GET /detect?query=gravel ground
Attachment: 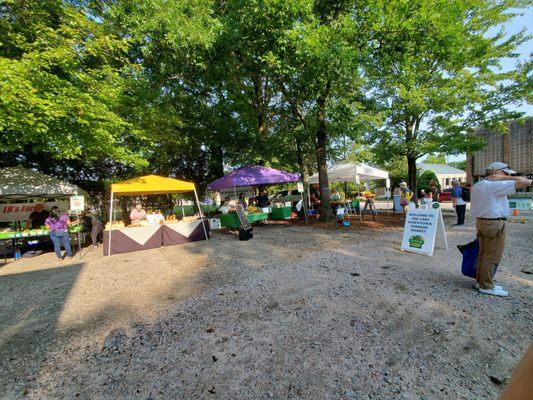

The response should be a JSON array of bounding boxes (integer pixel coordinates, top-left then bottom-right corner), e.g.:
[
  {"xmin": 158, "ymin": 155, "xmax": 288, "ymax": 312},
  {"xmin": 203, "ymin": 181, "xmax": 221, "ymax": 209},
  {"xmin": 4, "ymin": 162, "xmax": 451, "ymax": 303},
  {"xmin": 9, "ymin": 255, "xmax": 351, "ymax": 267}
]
[{"xmin": 0, "ymin": 212, "xmax": 531, "ymax": 399}]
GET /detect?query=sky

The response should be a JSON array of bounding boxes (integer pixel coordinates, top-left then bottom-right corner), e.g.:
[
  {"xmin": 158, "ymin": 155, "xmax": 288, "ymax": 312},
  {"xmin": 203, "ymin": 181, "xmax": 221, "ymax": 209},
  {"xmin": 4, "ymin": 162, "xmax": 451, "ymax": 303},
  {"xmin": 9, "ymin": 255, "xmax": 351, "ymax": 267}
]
[{"xmin": 446, "ymin": 6, "xmax": 532, "ymax": 163}]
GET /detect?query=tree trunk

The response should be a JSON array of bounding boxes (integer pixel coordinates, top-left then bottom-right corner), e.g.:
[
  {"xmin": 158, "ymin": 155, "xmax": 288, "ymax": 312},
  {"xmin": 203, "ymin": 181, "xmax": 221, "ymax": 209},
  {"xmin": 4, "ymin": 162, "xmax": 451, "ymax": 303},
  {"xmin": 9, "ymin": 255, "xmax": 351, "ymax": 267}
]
[
  {"xmin": 296, "ymin": 135, "xmax": 309, "ymax": 210},
  {"xmin": 316, "ymin": 82, "xmax": 331, "ymax": 221},
  {"xmin": 253, "ymin": 76, "xmax": 267, "ymax": 135},
  {"xmin": 407, "ymin": 154, "xmax": 418, "ymax": 202}
]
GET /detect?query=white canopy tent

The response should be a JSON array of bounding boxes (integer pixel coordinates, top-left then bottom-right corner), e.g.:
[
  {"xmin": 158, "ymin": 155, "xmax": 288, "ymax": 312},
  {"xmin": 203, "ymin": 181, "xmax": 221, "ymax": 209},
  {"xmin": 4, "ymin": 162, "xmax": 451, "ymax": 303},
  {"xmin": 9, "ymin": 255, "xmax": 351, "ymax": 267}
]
[
  {"xmin": 0, "ymin": 166, "xmax": 85, "ymax": 201},
  {"xmin": 308, "ymin": 162, "xmax": 391, "ymax": 217},
  {"xmin": 308, "ymin": 162, "xmax": 389, "ymax": 184}
]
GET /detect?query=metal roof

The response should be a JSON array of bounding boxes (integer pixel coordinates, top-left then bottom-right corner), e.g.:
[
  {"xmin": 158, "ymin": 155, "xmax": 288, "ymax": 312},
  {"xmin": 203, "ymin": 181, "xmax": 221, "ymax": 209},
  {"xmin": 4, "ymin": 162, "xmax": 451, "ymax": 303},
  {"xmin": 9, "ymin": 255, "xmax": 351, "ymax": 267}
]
[{"xmin": 417, "ymin": 163, "xmax": 466, "ymax": 175}]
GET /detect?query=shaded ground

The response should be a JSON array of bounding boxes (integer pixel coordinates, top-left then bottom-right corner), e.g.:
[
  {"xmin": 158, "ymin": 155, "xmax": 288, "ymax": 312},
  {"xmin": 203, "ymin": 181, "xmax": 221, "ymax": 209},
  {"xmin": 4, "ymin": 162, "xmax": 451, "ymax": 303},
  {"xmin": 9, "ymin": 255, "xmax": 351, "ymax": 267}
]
[{"xmin": 0, "ymin": 213, "xmax": 531, "ymax": 399}]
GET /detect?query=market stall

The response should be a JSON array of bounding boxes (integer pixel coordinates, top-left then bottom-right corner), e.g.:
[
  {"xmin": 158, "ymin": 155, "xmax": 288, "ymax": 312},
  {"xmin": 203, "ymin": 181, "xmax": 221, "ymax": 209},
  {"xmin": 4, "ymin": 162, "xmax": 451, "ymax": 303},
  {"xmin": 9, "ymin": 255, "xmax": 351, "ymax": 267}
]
[
  {"xmin": 207, "ymin": 165, "xmax": 301, "ymax": 229},
  {"xmin": 0, "ymin": 166, "xmax": 86, "ymax": 258},
  {"xmin": 308, "ymin": 162, "xmax": 389, "ymax": 219},
  {"xmin": 104, "ymin": 175, "xmax": 208, "ymax": 256}
]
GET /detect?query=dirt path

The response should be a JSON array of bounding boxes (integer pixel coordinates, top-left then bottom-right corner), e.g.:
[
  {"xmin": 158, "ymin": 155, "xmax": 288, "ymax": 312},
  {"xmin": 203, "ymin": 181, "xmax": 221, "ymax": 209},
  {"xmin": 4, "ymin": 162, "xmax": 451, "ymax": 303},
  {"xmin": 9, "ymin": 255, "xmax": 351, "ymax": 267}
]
[{"xmin": 0, "ymin": 214, "xmax": 531, "ymax": 399}]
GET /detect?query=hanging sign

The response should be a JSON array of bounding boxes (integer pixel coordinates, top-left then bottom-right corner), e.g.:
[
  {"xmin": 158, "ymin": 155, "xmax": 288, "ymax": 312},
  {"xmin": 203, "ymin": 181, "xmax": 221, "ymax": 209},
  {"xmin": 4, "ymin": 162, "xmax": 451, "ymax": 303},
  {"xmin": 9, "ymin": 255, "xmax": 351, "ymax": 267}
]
[
  {"xmin": 70, "ymin": 195, "xmax": 85, "ymax": 212},
  {"xmin": 0, "ymin": 201, "xmax": 67, "ymax": 222},
  {"xmin": 400, "ymin": 204, "xmax": 448, "ymax": 257},
  {"xmin": 297, "ymin": 182, "xmax": 304, "ymax": 193}
]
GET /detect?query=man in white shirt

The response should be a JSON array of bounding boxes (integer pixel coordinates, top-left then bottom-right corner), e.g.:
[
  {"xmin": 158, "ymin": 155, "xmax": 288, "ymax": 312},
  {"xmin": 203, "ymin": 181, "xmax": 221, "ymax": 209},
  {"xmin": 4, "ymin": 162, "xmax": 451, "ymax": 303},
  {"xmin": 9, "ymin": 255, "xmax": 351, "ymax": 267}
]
[{"xmin": 470, "ymin": 162, "xmax": 532, "ymax": 297}]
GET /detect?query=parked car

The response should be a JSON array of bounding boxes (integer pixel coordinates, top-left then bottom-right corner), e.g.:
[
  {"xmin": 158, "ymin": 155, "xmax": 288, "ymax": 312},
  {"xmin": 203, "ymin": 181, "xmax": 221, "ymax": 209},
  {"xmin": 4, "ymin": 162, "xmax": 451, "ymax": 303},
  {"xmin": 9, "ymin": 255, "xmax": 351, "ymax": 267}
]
[
  {"xmin": 270, "ymin": 189, "xmax": 302, "ymax": 207},
  {"xmin": 438, "ymin": 188, "xmax": 454, "ymax": 202}
]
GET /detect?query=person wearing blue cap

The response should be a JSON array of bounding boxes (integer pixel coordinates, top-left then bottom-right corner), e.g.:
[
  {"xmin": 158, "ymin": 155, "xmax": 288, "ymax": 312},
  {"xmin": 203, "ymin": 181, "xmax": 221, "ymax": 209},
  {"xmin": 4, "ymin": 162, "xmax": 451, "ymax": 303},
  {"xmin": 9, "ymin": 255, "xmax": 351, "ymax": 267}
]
[{"xmin": 470, "ymin": 162, "xmax": 532, "ymax": 297}]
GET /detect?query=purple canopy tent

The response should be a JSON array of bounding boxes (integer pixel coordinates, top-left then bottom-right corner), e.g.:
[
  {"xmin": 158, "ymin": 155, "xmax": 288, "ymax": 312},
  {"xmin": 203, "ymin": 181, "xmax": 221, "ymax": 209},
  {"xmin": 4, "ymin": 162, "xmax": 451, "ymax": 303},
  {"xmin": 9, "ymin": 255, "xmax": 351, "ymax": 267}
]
[{"xmin": 207, "ymin": 166, "xmax": 300, "ymax": 191}]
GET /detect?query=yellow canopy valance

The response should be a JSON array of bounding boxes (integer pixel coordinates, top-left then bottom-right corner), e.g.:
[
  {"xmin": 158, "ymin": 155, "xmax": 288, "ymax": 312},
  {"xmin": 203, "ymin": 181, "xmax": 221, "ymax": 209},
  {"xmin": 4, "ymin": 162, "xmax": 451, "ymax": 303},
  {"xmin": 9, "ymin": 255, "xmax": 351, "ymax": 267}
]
[{"xmin": 111, "ymin": 175, "xmax": 195, "ymax": 196}]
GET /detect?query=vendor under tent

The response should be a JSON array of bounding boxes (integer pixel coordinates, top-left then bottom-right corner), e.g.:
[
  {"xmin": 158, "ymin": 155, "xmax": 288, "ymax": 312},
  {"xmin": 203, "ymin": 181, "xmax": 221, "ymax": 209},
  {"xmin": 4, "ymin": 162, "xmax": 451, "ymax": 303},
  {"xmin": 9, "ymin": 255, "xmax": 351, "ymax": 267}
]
[
  {"xmin": 0, "ymin": 166, "xmax": 86, "ymax": 260},
  {"xmin": 105, "ymin": 175, "xmax": 209, "ymax": 256},
  {"xmin": 207, "ymin": 166, "xmax": 302, "ymax": 228},
  {"xmin": 308, "ymin": 162, "xmax": 390, "ymax": 219}
]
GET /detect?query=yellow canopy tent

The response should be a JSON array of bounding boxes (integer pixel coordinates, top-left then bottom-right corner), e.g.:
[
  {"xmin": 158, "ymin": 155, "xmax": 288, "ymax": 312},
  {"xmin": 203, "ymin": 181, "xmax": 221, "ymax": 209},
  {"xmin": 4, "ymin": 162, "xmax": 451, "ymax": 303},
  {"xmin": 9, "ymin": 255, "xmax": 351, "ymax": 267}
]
[
  {"xmin": 107, "ymin": 175, "xmax": 208, "ymax": 256},
  {"xmin": 111, "ymin": 175, "xmax": 195, "ymax": 196}
]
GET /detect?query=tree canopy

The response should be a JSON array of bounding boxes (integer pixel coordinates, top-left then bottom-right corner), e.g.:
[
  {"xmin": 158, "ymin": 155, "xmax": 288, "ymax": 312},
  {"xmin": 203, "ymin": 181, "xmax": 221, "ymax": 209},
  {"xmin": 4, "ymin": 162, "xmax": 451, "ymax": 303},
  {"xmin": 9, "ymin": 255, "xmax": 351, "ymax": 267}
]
[{"xmin": 1, "ymin": 0, "xmax": 530, "ymax": 217}]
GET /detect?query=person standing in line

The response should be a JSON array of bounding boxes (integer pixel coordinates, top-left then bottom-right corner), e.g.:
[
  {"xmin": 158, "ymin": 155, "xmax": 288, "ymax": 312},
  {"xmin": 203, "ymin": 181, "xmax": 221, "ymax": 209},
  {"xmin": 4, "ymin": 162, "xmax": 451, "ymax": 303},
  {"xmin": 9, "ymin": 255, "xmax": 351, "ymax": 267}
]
[
  {"xmin": 87, "ymin": 208, "xmax": 103, "ymax": 248},
  {"xmin": 471, "ymin": 162, "xmax": 532, "ymax": 297},
  {"xmin": 451, "ymin": 180, "xmax": 466, "ymax": 226},
  {"xmin": 45, "ymin": 206, "xmax": 74, "ymax": 260},
  {"xmin": 399, "ymin": 181, "xmax": 413, "ymax": 214}
]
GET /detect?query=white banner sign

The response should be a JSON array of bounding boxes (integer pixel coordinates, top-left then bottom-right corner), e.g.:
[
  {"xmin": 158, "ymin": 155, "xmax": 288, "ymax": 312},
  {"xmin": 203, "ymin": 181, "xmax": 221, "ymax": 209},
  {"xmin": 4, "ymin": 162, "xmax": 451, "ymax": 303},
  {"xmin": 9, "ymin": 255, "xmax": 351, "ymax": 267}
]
[
  {"xmin": 400, "ymin": 205, "xmax": 448, "ymax": 257},
  {"xmin": 0, "ymin": 201, "xmax": 67, "ymax": 222},
  {"xmin": 297, "ymin": 182, "xmax": 304, "ymax": 193}
]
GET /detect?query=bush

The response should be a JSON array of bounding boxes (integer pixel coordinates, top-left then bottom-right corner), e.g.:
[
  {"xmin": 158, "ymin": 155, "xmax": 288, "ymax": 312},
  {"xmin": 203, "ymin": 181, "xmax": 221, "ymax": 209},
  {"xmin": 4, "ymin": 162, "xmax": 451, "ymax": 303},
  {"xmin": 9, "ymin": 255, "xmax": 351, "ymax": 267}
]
[{"xmin": 418, "ymin": 170, "xmax": 441, "ymax": 196}]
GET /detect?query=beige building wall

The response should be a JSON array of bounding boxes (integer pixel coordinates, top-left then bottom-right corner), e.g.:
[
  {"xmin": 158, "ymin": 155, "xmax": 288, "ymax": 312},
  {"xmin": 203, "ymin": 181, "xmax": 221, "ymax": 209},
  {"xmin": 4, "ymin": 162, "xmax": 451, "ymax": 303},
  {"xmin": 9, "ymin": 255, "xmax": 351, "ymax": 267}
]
[{"xmin": 468, "ymin": 118, "xmax": 532, "ymax": 183}]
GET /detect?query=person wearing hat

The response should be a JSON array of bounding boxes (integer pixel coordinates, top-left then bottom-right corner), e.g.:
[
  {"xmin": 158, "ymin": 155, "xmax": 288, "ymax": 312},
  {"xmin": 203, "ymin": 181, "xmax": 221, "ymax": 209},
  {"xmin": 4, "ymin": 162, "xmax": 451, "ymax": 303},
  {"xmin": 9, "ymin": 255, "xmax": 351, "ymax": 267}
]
[
  {"xmin": 399, "ymin": 181, "xmax": 413, "ymax": 214},
  {"xmin": 470, "ymin": 162, "xmax": 532, "ymax": 297}
]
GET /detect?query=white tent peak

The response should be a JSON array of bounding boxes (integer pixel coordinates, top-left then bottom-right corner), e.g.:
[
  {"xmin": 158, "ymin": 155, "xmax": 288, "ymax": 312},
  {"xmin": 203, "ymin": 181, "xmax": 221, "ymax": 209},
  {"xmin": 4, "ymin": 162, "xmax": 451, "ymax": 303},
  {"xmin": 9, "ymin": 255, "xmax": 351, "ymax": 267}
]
[
  {"xmin": 308, "ymin": 162, "xmax": 389, "ymax": 183},
  {"xmin": 0, "ymin": 166, "xmax": 84, "ymax": 200}
]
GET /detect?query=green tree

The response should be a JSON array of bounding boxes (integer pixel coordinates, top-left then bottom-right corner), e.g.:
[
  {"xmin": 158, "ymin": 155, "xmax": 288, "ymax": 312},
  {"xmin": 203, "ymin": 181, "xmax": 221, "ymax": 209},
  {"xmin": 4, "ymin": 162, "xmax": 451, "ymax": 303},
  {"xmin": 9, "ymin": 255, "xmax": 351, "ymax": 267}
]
[
  {"xmin": 422, "ymin": 154, "xmax": 447, "ymax": 164},
  {"xmin": 0, "ymin": 0, "xmax": 146, "ymax": 167},
  {"xmin": 367, "ymin": 0, "xmax": 531, "ymax": 199},
  {"xmin": 449, "ymin": 160, "xmax": 467, "ymax": 171},
  {"xmin": 265, "ymin": 0, "xmax": 380, "ymax": 220}
]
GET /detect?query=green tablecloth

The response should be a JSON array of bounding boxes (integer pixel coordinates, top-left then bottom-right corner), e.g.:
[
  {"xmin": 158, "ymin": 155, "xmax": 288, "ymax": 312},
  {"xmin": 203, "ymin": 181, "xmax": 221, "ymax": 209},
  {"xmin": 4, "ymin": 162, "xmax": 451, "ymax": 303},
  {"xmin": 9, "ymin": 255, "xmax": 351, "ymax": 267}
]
[
  {"xmin": 270, "ymin": 206, "xmax": 292, "ymax": 219},
  {"xmin": 0, "ymin": 226, "xmax": 82, "ymax": 240},
  {"xmin": 219, "ymin": 212, "xmax": 269, "ymax": 229},
  {"xmin": 173, "ymin": 205, "xmax": 219, "ymax": 217}
]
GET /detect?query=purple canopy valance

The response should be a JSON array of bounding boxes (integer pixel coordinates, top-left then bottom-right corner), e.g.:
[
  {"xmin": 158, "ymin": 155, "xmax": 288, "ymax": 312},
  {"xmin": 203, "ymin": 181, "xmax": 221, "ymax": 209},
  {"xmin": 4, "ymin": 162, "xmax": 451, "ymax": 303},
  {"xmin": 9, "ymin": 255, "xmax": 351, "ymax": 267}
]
[{"xmin": 207, "ymin": 166, "xmax": 300, "ymax": 190}]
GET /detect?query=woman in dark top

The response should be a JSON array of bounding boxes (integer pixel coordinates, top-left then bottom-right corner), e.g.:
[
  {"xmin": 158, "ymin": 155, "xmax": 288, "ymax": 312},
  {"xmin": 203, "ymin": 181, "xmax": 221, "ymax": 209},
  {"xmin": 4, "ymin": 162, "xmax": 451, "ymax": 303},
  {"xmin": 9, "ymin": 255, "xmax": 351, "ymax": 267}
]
[
  {"xmin": 87, "ymin": 208, "xmax": 103, "ymax": 248},
  {"xmin": 237, "ymin": 192, "xmax": 247, "ymax": 208}
]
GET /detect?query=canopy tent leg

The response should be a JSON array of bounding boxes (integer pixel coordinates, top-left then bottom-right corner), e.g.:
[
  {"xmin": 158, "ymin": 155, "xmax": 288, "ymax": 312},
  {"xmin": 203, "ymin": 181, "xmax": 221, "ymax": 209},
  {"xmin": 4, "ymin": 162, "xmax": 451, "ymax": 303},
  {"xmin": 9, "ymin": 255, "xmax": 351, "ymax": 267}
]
[
  {"xmin": 77, "ymin": 211, "xmax": 82, "ymax": 259},
  {"xmin": 107, "ymin": 192, "xmax": 114, "ymax": 256},
  {"xmin": 233, "ymin": 186, "xmax": 237, "ymax": 202},
  {"xmin": 194, "ymin": 188, "xmax": 209, "ymax": 241}
]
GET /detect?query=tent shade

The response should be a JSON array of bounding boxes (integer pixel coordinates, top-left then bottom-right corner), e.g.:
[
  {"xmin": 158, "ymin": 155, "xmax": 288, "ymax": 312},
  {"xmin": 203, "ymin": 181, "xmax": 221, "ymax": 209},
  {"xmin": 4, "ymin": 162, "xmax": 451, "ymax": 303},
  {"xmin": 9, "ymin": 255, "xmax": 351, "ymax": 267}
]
[
  {"xmin": 207, "ymin": 166, "xmax": 300, "ymax": 190},
  {"xmin": 0, "ymin": 166, "xmax": 84, "ymax": 201},
  {"xmin": 112, "ymin": 175, "xmax": 195, "ymax": 196},
  {"xmin": 308, "ymin": 162, "xmax": 389, "ymax": 184}
]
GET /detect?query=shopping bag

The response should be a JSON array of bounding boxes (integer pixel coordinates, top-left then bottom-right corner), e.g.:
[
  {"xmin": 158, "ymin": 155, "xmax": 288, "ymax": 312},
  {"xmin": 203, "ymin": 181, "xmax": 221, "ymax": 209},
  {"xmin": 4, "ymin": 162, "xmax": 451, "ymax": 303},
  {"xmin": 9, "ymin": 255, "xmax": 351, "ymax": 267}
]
[
  {"xmin": 457, "ymin": 239, "xmax": 479, "ymax": 278},
  {"xmin": 457, "ymin": 238, "xmax": 498, "ymax": 278}
]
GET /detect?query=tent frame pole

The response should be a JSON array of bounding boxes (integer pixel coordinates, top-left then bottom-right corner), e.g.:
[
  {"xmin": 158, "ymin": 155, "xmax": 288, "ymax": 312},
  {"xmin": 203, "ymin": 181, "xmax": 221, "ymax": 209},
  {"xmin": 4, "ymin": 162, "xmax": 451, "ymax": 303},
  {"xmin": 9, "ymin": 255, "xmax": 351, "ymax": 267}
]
[
  {"xmin": 107, "ymin": 191, "xmax": 114, "ymax": 256},
  {"xmin": 194, "ymin": 188, "xmax": 209, "ymax": 241}
]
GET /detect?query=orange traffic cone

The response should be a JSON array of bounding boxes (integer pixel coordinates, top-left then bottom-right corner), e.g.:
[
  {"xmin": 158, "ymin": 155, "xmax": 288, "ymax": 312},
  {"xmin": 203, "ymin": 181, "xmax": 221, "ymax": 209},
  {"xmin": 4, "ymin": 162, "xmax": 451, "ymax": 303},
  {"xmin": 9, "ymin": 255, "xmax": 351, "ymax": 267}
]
[{"xmin": 513, "ymin": 209, "xmax": 520, "ymax": 216}]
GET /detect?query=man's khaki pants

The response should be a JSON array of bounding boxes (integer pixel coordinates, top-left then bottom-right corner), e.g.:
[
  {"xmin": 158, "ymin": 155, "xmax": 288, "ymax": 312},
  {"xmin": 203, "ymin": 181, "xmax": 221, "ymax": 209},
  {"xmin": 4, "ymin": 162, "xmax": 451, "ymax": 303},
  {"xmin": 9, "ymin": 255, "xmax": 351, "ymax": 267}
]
[{"xmin": 476, "ymin": 219, "xmax": 507, "ymax": 289}]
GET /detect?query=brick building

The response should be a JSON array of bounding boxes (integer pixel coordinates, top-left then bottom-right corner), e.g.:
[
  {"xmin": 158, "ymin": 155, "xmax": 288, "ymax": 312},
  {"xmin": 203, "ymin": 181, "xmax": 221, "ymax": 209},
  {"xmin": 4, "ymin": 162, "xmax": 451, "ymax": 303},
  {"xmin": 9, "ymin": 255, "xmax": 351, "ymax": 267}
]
[{"xmin": 467, "ymin": 118, "xmax": 533, "ymax": 191}]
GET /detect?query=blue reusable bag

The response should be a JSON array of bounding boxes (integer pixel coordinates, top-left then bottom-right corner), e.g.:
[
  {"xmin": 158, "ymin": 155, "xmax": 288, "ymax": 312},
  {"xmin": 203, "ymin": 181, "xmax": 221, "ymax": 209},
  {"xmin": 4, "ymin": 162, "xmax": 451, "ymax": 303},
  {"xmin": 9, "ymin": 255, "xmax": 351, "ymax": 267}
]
[{"xmin": 457, "ymin": 238, "xmax": 497, "ymax": 278}]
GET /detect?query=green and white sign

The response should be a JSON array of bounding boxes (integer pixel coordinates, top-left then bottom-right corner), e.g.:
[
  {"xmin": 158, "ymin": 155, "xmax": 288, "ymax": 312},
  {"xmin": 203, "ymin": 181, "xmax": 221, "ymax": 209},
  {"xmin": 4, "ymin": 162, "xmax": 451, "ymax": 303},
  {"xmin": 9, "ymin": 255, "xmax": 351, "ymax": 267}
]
[{"xmin": 400, "ymin": 207, "xmax": 447, "ymax": 257}]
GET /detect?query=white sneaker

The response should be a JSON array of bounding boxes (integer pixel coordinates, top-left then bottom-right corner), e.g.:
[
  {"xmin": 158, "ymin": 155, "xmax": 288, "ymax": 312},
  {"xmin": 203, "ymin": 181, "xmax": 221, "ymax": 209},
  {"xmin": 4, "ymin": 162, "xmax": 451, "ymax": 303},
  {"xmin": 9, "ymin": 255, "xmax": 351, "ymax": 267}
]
[
  {"xmin": 472, "ymin": 282, "xmax": 502, "ymax": 290},
  {"xmin": 479, "ymin": 287, "xmax": 508, "ymax": 297}
]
